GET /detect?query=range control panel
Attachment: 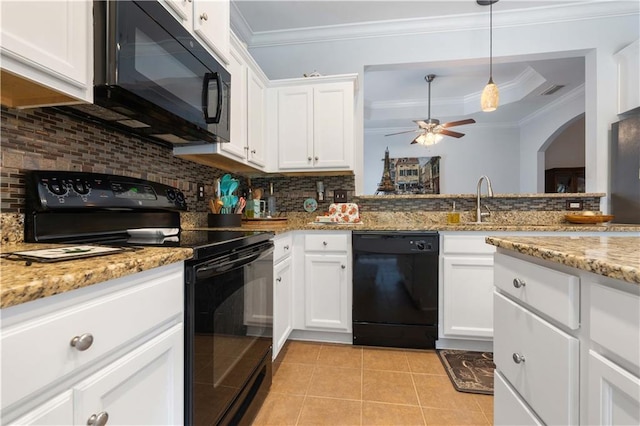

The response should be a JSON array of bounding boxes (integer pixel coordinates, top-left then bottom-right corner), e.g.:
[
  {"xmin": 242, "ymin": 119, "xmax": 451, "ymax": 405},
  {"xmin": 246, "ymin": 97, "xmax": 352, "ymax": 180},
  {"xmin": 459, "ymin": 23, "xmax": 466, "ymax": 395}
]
[{"xmin": 26, "ymin": 171, "xmax": 188, "ymax": 211}]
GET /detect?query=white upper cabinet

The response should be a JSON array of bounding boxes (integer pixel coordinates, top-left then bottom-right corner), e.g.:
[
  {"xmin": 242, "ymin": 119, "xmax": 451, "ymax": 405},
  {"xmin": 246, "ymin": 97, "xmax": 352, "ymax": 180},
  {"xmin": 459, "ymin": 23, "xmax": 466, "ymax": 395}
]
[
  {"xmin": 271, "ymin": 74, "xmax": 357, "ymax": 172},
  {"xmin": 160, "ymin": 0, "xmax": 229, "ymax": 65},
  {"xmin": 0, "ymin": 0, "xmax": 93, "ymax": 107},
  {"xmin": 615, "ymin": 39, "xmax": 640, "ymax": 114}
]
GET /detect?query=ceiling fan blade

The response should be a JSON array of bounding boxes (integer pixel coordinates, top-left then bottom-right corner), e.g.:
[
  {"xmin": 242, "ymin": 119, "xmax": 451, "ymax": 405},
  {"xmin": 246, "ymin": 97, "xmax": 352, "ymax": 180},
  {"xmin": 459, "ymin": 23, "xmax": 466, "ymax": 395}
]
[
  {"xmin": 440, "ymin": 129, "xmax": 465, "ymax": 138},
  {"xmin": 413, "ymin": 120, "xmax": 429, "ymax": 128},
  {"xmin": 385, "ymin": 129, "xmax": 419, "ymax": 136},
  {"xmin": 442, "ymin": 118, "xmax": 476, "ymax": 128}
]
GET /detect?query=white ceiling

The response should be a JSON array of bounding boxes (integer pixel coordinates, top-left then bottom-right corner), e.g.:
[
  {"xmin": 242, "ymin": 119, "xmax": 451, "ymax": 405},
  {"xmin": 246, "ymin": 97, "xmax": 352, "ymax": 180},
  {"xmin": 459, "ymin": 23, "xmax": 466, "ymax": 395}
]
[{"xmin": 230, "ymin": 1, "xmax": 612, "ymax": 130}]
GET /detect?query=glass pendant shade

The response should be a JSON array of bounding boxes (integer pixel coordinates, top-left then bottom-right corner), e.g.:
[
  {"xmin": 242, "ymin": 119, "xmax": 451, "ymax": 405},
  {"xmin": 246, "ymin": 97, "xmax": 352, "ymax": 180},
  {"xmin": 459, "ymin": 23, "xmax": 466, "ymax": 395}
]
[
  {"xmin": 481, "ymin": 78, "xmax": 499, "ymax": 112},
  {"xmin": 413, "ymin": 132, "xmax": 443, "ymax": 146}
]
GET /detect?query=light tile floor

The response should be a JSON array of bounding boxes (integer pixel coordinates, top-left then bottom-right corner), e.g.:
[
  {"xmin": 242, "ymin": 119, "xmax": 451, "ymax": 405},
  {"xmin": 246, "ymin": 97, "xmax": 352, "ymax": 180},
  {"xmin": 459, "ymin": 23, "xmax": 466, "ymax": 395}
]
[{"xmin": 252, "ymin": 341, "xmax": 493, "ymax": 425}]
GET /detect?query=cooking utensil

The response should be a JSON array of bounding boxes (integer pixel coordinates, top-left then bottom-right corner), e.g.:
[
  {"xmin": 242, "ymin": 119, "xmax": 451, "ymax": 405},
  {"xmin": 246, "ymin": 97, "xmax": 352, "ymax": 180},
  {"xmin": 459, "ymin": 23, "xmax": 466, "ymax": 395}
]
[{"xmin": 234, "ymin": 197, "xmax": 246, "ymax": 214}]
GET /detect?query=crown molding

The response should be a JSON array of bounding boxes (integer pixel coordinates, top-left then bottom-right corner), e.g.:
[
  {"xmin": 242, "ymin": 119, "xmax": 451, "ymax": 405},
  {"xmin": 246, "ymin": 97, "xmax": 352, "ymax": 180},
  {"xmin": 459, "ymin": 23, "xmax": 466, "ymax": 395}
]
[{"xmin": 231, "ymin": 1, "xmax": 639, "ymax": 48}]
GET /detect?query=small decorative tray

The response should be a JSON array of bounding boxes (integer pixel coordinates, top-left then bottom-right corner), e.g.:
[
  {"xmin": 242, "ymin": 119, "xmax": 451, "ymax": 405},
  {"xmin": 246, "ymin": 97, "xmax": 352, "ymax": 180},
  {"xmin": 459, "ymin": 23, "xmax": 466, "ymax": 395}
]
[{"xmin": 565, "ymin": 214, "xmax": 614, "ymax": 224}]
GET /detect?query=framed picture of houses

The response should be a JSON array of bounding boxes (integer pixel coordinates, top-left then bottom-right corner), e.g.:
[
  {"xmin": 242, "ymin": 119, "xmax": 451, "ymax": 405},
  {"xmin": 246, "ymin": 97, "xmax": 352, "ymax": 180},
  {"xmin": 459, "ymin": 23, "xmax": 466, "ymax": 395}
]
[{"xmin": 376, "ymin": 148, "xmax": 440, "ymax": 195}]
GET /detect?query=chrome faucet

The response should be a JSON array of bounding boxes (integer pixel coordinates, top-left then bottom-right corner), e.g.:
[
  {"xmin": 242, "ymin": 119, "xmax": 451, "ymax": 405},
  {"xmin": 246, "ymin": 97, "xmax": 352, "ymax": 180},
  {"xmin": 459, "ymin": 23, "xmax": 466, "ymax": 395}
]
[{"xmin": 475, "ymin": 175, "xmax": 494, "ymax": 223}]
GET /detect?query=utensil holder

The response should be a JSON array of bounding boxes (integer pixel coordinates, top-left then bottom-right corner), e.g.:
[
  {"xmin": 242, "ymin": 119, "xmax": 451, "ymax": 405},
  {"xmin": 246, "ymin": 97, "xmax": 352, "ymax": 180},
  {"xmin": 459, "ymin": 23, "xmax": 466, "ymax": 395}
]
[{"xmin": 208, "ymin": 214, "xmax": 242, "ymax": 228}]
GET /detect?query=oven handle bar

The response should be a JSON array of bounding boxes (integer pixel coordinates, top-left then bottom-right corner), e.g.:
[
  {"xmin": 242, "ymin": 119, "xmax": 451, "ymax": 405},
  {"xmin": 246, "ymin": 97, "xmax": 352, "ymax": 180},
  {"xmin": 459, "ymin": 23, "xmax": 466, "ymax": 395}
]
[{"xmin": 195, "ymin": 243, "xmax": 274, "ymax": 279}]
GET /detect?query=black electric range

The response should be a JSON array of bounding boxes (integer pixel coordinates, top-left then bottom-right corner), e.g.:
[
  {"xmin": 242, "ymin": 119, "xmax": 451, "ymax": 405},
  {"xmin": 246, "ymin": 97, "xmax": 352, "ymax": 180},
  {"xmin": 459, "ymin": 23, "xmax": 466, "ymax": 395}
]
[{"xmin": 24, "ymin": 170, "xmax": 275, "ymax": 425}]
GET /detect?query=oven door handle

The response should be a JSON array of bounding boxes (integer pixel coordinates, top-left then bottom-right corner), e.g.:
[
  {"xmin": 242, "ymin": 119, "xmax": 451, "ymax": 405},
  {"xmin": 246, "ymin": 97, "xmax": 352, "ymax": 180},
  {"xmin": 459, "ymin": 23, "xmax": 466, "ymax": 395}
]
[{"xmin": 195, "ymin": 245, "xmax": 273, "ymax": 279}]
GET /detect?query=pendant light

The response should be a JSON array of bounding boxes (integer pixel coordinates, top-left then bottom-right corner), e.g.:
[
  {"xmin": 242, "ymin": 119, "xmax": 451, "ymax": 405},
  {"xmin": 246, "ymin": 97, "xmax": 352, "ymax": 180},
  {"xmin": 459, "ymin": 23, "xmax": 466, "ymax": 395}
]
[{"xmin": 478, "ymin": 0, "xmax": 499, "ymax": 112}]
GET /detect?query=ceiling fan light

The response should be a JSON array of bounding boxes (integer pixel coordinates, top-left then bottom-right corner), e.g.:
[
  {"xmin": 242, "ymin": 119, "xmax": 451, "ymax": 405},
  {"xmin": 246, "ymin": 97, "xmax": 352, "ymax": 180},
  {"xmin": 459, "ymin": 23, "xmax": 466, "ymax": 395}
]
[
  {"xmin": 413, "ymin": 132, "xmax": 443, "ymax": 146},
  {"xmin": 481, "ymin": 80, "xmax": 499, "ymax": 112}
]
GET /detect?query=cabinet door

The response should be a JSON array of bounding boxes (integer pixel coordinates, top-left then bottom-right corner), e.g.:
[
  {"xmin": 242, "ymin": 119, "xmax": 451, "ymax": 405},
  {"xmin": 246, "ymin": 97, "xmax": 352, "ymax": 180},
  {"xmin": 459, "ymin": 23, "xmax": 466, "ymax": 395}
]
[
  {"xmin": 442, "ymin": 256, "xmax": 494, "ymax": 339},
  {"xmin": 192, "ymin": 0, "xmax": 230, "ymax": 64},
  {"xmin": 0, "ymin": 0, "xmax": 92, "ymax": 104},
  {"xmin": 73, "ymin": 324, "xmax": 184, "ymax": 426},
  {"xmin": 247, "ymin": 69, "xmax": 267, "ymax": 168},
  {"xmin": 494, "ymin": 371, "xmax": 543, "ymax": 426},
  {"xmin": 277, "ymin": 87, "xmax": 314, "ymax": 169},
  {"xmin": 494, "ymin": 292, "xmax": 579, "ymax": 426},
  {"xmin": 273, "ymin": 258, "xmax": 293, "ymax": 360},
  {"xmin": 312, "ymin": 83, "xmax": 353, "ymax": 169},
  {"xmin": 224, "ymin": 45, "xmax": 249, "ymax": 161},
  {"xmin": 588, "ymin": 350, "xmax": 640, "ymax": 426},
  {"xmin": 7, "ymin": 391, "xmax": 73, "ymax": 426},
  {"xmin": 162, "ymin": 0, "xmax": 193, "ymax": 23},
  {"xmin": 304, "ymin": 254, "xmax": 351, "ymax": 331}
]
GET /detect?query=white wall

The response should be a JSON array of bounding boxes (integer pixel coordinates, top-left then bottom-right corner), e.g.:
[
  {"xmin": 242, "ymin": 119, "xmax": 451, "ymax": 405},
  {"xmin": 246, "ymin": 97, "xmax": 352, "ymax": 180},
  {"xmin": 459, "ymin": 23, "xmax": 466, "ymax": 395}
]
[
  {"xmin": 248, "ymin": 11, "xmax": 639, "ymax": 201},
  {"xmin": 364, "ymin": 125, "xmax": 520, "ymax": 195}
]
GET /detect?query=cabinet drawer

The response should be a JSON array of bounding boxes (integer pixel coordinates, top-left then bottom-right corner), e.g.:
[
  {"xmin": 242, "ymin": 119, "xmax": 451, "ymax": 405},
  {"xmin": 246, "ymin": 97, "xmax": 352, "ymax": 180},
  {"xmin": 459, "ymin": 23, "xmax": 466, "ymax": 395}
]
[
  {"xmin": 442, "ymin": 234, "xmax": 496, "ymax": 255},
  {"xmin": 273, "ymin": 233, "xmax": 293, "ymax": 263},
  {"xmin": 305, "ymin": 233, "xmax": 348, "ymax": 252},
  {"xmin": 494, "ymin": 253, "xmax": 579, "ymax": 329},
  {"xmin": 494, "ymin": 292, "xmax": 579, "ymax": 426},
  {"xmin": 590, "ymin": 283, "xmax": 640, "ymax": 371},
  {"xmin": 1, "ymin": 265, "xmax": 183, "ymax": 409},
  {"xmin": 494, "ymin": 370, "xmax": 543, "ymax": 426}
]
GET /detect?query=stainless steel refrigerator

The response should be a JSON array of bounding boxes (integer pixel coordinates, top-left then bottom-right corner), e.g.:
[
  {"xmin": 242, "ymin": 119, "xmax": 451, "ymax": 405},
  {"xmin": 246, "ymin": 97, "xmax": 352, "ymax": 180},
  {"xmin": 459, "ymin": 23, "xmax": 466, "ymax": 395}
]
[{"xmin": 610, "ymin": 113, "xmax": 640, "ymax": 223}]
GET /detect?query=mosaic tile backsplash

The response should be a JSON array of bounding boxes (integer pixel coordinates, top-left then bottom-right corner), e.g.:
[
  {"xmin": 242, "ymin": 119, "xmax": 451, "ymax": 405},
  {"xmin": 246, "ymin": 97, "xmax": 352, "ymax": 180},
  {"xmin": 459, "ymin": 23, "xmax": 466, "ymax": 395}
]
[{"xmin": 1, "ymin": 105, "xmax": 599, "ymax": 216}]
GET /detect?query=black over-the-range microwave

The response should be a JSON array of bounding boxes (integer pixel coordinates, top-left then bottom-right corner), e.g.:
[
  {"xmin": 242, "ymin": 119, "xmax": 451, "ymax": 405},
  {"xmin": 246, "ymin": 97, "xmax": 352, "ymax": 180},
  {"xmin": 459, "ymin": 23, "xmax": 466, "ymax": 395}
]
[{"xmin": 63, "ymin": 0, "xmax": 230, "ymax": 147}]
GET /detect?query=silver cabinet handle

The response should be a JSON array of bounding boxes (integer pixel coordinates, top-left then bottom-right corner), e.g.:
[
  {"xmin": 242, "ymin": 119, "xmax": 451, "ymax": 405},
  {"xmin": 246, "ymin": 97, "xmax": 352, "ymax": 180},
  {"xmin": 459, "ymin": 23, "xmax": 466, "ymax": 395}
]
[
  {"xmin": 87, "ymin": 411, "xmax": 109, "ymax": 426},
  {"xmin": 70, "ymin": 333, "xmax": 94, "ymax": 351},
  {"xmin": 341, "ymin": 264, "xmax": 346, "ymax": 269},
  {"xmin": 513, "ymin": 278, "xmax": 526, "ymax": 288},
  {"xmin": 276, "ymin": 277, "xmax": 282, "ymax": 282},
  {"xmin": 323, "ymin": 241, "xmax": 327, "ymax": 246},
  {"xmin": 284, "ymin": 245, "xmax": 289, "ymax": 250},
  {"xmin": 512, "ymin": 353, "xmax": 526, "ymax": 364},
  {"xmin": 200, "ymin": 12, "xmax": 208, "ymax": 21}
]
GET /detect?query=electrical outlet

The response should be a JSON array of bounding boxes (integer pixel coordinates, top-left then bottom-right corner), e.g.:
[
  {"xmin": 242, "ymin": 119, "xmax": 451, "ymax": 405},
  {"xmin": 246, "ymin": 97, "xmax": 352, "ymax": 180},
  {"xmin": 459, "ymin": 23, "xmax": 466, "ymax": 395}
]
[
  {"xmin": 197, "ymin": 183, "xmax": 205, "ymax": 201},
  {"xmin": 334, "ymin": 190, "xmax": 347, "ymax": 203},
  {"xmin": 566, "ymin": 200, "xmax": 583, "ymax": 210}
]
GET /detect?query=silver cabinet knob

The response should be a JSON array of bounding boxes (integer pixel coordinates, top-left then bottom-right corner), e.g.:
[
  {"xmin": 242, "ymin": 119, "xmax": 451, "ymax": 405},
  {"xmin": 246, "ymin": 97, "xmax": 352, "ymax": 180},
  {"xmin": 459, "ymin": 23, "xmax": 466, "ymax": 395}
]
[
  {"xmin": 251, "ymin": 149, "xmax": 256, "ymax": 154},
  {"xmin": 276, "ymin": 277, "xmax": 282, "ymax": 282},
  {"xmin": 87, "ymin": 411, "xmax": 109, "ymax": 426},
  {"xmin": 308, "ymin": 157, "xmax": 312, "ymax": 162},
  {"xmin": 314, "ymin": 156, "xmax": 319, "ymax": 161},
  {"xmin": 512, "ymin": 353, "xmax": 526, "ymax": 364},
  {"xmin": 323, "ymin": 241, "xmax": 327, "ymax": 246},
  {"xmin": 200, "ymin": 12, "xmax": 208, "ymax": 21},
  {"xmin": 341, "ymin": 264, "xmax": 346, "ymax": 269},
  {"xmin": 70, "ymin": 333, "xmax": 94, "ymax": 351},
  {"xmin": 284, "ymin": 245, "xmax": 290, "ymax": 250},
  {"xmin": 513, "ymin": 278, "xmax": 526, "ymax": 288}
]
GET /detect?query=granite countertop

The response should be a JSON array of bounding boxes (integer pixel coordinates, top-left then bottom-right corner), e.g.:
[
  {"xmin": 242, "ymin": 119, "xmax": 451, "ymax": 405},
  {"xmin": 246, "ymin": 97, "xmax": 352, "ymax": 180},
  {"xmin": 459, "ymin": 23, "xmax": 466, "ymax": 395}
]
[
  {"xmin": 486, "ymin": 236, "xmax": 640, "ymax": 285},
  {"xmin": 0, "ymin": 243, "xmax": 193, "ymax": 309}
]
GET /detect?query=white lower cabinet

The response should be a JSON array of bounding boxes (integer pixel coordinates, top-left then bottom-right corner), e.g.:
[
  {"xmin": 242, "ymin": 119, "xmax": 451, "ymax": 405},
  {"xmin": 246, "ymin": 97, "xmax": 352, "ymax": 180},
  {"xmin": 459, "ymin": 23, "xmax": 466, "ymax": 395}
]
[
  {"xmin": 494, "ymin": 292, "xmax": 579, "ymax": 425},
  {"xmin": 440, "ymin": 233, "xmax": 496, "ymax": 342},
  {"xmin": 588, "ymin": 350, "xmax": 640, "ymax": 426},
  {"xmin": 494, "ymin": 249, "xmax": 640, "ymax": 426},
  {"xmin": 273, "ymin": 257, "xmax": 293, "ymax": 359},
  {"xmin": 1, "ymin": 263, "xmax": 184, "ymax": 425},
  {"xmin": 72, "ymin": 324, "xmax": 183, "ymax": 426},
  {"xmin": 302, "ymin": 232, "xmax": 352, "ymax": 332},
  {"xmin": 304, "ymin": 253, "xmax": 350, "ymax": 331}
]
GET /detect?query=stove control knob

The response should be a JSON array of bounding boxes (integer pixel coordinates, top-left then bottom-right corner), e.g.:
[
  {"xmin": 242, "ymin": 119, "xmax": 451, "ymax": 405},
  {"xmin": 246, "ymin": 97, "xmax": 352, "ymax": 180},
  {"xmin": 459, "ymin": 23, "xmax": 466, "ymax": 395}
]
[
  {"xmin": 416, "ymin": 241, "xmax": 426, "ymax": 251},
  {"xmin": 166, "ymin": 189, "xmax": 176, "ymax": 201},
  {"xmin": 47, "ymin": 179, "xmax": 67, "ymax": 196},
  {"xmin": 175, "ymin": 191, "xmax": 185, "ymax": 204},
  {"xmin": 72, "ymin": 180, "xmax": 90, "ymax": 195}
]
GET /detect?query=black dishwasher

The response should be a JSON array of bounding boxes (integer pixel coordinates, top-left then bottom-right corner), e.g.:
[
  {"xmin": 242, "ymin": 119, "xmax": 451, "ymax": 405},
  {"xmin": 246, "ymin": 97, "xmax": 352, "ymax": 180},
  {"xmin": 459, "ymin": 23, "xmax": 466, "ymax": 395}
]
[{"xmin": 352, "ymin": 231, "xmax": 439, "ymax": 349}]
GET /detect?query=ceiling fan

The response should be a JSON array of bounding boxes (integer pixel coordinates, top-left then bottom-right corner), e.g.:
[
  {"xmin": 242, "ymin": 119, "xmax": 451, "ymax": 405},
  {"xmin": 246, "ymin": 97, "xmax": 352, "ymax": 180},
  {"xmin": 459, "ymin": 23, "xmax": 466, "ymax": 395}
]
[{"xmin": 386, "ymin": 74, "xmax": 476, "ymax": 145}]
